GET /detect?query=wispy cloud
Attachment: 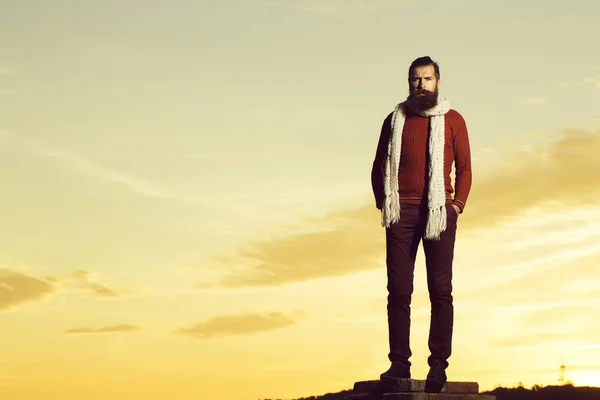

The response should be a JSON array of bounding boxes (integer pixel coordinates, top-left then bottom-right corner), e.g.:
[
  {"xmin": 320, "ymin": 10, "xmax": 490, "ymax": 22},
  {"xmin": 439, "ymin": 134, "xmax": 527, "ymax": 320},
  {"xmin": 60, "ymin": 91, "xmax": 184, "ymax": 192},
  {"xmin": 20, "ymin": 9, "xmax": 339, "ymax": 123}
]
[
  {"xmin": 462, "ymin": 248, "xmax": 600, "ymax": 309},
  {"xmin": 461, "ymin": 128, "xmax": 600, "ymax": 226},
  {"xmin": 7, "ymin": 134, "xmax": 218, "ymax": 206},
  {"xmin": 64, "ymin": 324, "xmax": 141, "ymax": 334},
  {"xmin": 463, "ymin": 239, "xmax": 600, "ymax": 292},
  {"xmin": 67, "ymin": 269, "xmax": 122, "ymax": 298},
  {"xmin": 0, "ymin": 266, "xmax": 129, "ymax": 311},
  {"xmin": 0, "ymin": 68, "xmax": 10, "ymax": 74},
  {"xmin": 520, "ymin": 97, "xmax": 546, "ymax": 105},
  {"xmin": 458, "ymin": 249, "xmax": 600, "ymax": 357},
  {"xmin": 199, "ymin": 128, "xmax": 600, "ymax": 289},
  {"xmin": 174, "ymin": 311, "xmax": 302, "ymax": 339},
  {"xmin": 563, "ymin": 276, "xmax": 600, "ymax": 294},
  {"xmin": 197, "ymin": 206, "xmax": 384, "ymax": 289},
  {"xmin": 552, "ymin": 65, "xmax": 600, "ymax": 89},
  {"xmin": 38, "ymin": 149, "xmax": 207, "ymax": 203},
  {"xmin": 71, "ymin": 269, "xmax": 94, "ymax": 280},
  {"xmin": 42, "ymin": 269, "xmax": 130, "ymax": 299},
  {"xmin": 82, "ymin": 282, "xmax": 121, "ymax": 297},
  {"xmin": 0, "ymin": 89, "xmax": 14, "ymax": 95},
  {"xmin": 583, "ymin": 76, "xmax": 600, "ymax": 88},
  {"xmin": 583, "ymin": 64, "xmax": 600, "ymax": 88},
  {"xmin": 504, "ymin": 207, "xmax": 600, "ymax": 250},
  {"xmin": 0, "ymin": 269, "xmax": 56, "ymax": 311}
]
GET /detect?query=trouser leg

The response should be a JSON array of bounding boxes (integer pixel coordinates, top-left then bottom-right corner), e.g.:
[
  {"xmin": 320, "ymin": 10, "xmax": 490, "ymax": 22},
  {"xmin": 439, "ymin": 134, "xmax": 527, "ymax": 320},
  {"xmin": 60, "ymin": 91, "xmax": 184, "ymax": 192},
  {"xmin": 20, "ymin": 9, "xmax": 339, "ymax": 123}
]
[
  {"xmin": 422, "ymin": 203, "xmax": 458, "ymax": 368},
  {"xmin": 385, "ymin": 204, "xmax": 422, "ymax": 367}
]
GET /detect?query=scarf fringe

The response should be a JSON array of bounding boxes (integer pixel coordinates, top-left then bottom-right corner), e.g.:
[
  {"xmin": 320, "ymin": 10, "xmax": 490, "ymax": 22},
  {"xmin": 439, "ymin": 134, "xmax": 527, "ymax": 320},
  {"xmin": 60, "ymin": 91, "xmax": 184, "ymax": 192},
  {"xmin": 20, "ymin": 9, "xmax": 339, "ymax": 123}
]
[
  {"xmin": 381, "ymin": 102, "xmax": 403, "ymax": 227},
  {"xmin": 424, "ymin": 205, "xmax": 447, "ymax": 240},
  {"xmin": 381, "ymin": 97, "xmax": 450, "ymax": 239}
]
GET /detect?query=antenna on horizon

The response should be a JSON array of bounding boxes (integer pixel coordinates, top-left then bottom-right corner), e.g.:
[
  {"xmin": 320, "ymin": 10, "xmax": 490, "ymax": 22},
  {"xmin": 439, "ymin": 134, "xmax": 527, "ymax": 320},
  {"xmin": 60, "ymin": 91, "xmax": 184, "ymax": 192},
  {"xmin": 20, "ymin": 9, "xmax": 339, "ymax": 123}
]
[{"xmin": 559, "ymin": 358, "xmax": 566, "ymax": 384}]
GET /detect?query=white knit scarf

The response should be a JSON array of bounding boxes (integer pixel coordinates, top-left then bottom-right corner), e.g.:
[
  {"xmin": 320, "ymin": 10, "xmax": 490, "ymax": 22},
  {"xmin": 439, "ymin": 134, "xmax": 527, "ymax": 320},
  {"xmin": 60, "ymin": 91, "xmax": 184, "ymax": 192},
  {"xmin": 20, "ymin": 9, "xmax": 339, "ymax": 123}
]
[{"xmin": 381, "ymin": 96, "xmax": 450, "ymax": 240}]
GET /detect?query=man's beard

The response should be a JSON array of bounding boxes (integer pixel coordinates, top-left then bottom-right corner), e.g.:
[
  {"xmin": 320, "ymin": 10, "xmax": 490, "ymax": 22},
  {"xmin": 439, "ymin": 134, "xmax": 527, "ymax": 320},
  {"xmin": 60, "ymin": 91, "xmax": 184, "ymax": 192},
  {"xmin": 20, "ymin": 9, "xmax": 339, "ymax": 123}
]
[{"xmin": 406, "ymin": 88, "xmax": 439, "ymax": 113}]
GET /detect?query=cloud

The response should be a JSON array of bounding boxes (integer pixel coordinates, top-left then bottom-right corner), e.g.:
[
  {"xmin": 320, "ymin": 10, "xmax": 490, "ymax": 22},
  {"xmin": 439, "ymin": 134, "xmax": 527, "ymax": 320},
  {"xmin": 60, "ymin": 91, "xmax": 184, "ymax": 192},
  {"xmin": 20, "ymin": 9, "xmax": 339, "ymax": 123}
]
[
  {"xmin": 0, "ymin": 68, "xmax": 10, "ymax": 74},
  {"xmin": 64, "ymin": 324, "xmax": 141, "ymax": 334},
  {"xmin": 36, "ymin": 148, "xmax": 210, "ymax": 204},
  {"xmin": 461, "ymin": 240, "xmax": 600, "ymax": 293},
  {"xmin": 71, "ymin": 269, "xmax": 93, "ymax": 280},
  {"xmin": 457, "ymin": 241, "xmax": 600, "ymax": 322},
  {"xmin": 0, "ymin": 267, "xmax": 131, "ymax": 310},
  {"xmin": 563, "ymin": 276, "xmax": 600, "ymax": 294},
  {"xmin": 520, "ymin": 97, "xmax": 546, "ymax": 104},
  {"xmin": 0, "ymin": 89, "xmax": 14, "ymax": 95},
  {"xmin": 3, "ymin": 133, "xmax": 217, "ymax": 205},
  {"xmin": 0, "ymin": 269, "xmax": 56, "ymax": 311},
  {"xmin": 583, "ymin": 64, "xmax": 600, "ymax": 88},
  {"xmin": 198, "ymin": 129, "xmax": 600, "ymax": 289},
  {"xmin": 462, "ymin": 250, "xmax": 600, "ymax": 352},
  {"xmin": 583, "ymin": 76, "xmax": 600, "ymax": 88},
  {"xmin": 85, "ymin": 282, "xmax": 121, "ymax": 298},
  {"xmin": 35, "ymin": 269, "xmax": 127, "ymax": 299},
  {"xmin": 462, "ymin": 128, "xmax": 600, "ymax": 227},
  {"xmin": 503, "ymin": 207, "xmax": 600, "ymax": 251},
  {"xmin": 560, "ymin": 65, "xmax": 600, "ymax": 89},
  {"xmin": 174, "ymin": 311, "xmax": 302, "ymax": 339},
  {"xmin": 67, "ymin": 269, "xmax": 122, "ymax": 298},
  {"xmin": 2, "ymin": 132, "xmax": 266, "ymax": 215},
  {"xmin": 197, "ymin": 206, "xmax": 384, "ymax": 288}
]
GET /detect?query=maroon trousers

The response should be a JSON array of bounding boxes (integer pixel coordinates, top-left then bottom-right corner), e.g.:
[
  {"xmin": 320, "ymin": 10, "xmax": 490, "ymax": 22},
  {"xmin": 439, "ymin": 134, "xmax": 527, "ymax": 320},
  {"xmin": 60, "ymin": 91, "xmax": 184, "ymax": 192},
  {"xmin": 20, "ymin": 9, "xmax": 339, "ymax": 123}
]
[{"xmin": 385, "ymin": 202, "xmax": 458, "ymax": 369}]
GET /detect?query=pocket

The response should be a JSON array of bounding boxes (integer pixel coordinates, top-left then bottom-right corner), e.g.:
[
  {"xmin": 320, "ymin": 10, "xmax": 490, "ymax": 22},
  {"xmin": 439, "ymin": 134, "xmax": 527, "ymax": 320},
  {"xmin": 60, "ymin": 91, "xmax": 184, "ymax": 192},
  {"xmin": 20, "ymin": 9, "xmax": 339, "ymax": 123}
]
[{"xmin": 446, "ymin": 203, "xmax": 458, "ymax": 219}]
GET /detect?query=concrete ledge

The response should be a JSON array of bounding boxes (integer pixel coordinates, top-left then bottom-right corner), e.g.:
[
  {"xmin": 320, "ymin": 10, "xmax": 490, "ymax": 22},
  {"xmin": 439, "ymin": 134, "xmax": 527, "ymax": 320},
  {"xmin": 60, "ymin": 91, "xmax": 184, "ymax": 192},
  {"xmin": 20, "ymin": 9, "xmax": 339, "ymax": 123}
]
[
  {"xmin": 383, "ymin": 394, "xmax": 495, "ymax": 400},
  {"xmin": 346, "ymin": 394, "xmax": 494, "ymax": 400},
  {"xmin": 353, "ymin": 379, "xmax": 479, "ymax": 394}
]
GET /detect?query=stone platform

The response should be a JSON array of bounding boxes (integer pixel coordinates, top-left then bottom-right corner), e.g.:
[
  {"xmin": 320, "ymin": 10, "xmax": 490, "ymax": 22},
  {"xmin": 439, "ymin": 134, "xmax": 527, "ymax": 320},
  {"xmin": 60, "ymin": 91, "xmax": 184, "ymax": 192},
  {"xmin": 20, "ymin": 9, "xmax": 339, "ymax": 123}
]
[{"xmin": 345, "ymin": 379, "xmax": 495, "ymax": 400}]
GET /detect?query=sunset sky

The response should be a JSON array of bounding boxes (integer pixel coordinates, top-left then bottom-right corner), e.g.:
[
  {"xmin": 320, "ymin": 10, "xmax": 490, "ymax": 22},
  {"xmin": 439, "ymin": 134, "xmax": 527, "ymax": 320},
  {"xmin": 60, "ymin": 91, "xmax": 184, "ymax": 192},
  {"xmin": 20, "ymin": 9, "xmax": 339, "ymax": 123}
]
[{"xmin": 1, "ymin": 1, "xmax": 600, "ymax": 399}]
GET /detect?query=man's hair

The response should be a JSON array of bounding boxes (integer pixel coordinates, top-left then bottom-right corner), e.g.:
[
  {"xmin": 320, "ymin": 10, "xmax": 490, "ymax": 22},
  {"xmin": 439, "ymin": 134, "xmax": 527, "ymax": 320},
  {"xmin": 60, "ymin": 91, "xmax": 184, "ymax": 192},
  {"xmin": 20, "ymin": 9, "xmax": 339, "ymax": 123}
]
[{"xmin": 408, "ymin": 56, "xmax": 440, "ymax": 80}]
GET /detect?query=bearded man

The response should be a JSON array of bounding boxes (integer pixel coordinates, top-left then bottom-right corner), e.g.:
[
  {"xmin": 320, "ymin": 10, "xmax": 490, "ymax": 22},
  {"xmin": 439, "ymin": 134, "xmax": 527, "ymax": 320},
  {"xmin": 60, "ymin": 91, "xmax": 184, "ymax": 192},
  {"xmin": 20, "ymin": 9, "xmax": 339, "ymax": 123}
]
[{"xmin": 371, "ymin": 56, "xmax": 472, "ymax": 393}]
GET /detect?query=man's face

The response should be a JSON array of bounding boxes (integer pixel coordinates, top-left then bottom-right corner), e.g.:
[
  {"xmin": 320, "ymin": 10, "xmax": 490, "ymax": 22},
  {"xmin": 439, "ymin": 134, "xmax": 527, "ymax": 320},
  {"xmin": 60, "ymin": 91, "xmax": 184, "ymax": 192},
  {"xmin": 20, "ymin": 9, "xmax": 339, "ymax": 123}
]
[
  {"xmin": 409, "ymin": 65, "xmax": 439, "ymax": 94},
  {"xmin": 407, "ymin": 65, "xmax": 440, "ymax": 111}
]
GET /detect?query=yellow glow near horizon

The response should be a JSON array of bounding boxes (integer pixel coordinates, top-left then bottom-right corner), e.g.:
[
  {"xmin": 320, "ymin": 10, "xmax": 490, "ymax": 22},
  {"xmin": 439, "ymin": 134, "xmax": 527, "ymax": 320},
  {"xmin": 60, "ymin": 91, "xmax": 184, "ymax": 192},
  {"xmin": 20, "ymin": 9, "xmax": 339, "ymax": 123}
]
[{"xmin": 2, "ymin": 1, "xmax": 600, "ymax": 399}]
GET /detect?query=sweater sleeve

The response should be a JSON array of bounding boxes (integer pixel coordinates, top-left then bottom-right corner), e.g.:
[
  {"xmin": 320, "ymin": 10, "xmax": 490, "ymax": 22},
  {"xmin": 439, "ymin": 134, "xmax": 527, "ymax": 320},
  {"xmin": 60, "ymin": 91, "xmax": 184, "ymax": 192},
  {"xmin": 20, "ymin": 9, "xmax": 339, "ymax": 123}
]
[
  {"xmin": 451, "ymin": 111, "xmax": 472, "ymax": 213},
  {"xmin": 371, "ymin": 113, "xmax": 393, "ymax": 210}
]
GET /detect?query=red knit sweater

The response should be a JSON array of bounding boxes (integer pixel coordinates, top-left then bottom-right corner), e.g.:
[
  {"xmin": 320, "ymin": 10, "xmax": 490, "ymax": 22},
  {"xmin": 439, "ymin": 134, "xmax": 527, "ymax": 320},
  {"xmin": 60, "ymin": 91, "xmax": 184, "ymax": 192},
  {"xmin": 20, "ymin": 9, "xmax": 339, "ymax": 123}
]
[{"xmin": 371, "ymin": 108, "xmax": 472, "ymax": 213}]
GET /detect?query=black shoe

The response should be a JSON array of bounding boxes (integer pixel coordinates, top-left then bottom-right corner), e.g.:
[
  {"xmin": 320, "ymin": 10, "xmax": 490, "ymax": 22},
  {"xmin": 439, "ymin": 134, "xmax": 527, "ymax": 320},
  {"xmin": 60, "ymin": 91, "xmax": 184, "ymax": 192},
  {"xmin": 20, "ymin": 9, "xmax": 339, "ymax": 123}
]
[
  {"xmin": 424, "ymin": 363, "xmax": 447, "ymax": 393},
  {"xmin": 380, "ymin": 362, "xmax": 411, "ymax": 380}
]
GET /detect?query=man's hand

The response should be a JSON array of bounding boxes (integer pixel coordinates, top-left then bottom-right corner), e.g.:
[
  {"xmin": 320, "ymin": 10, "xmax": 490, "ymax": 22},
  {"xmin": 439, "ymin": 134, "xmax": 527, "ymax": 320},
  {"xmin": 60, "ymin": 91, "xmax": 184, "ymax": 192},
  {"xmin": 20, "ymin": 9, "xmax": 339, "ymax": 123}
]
[{"xmin": 452, "ymin": 204, "xmax": 461, "ymax": 216}]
